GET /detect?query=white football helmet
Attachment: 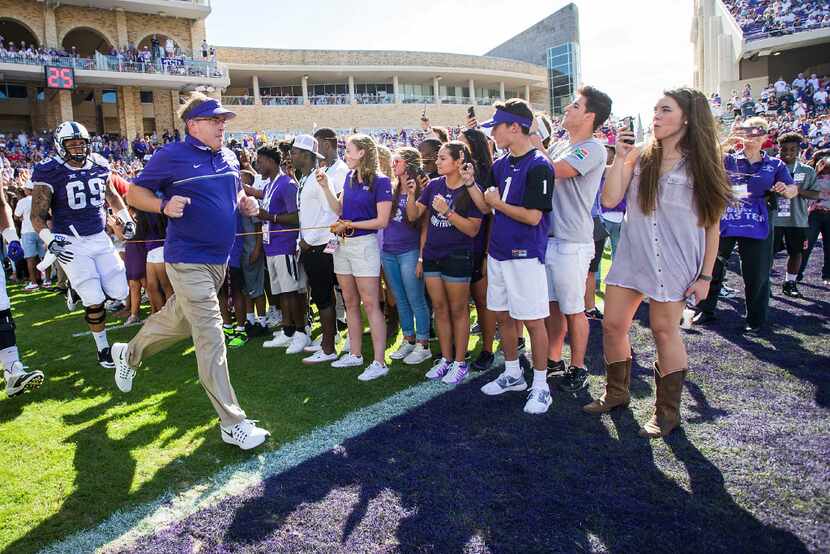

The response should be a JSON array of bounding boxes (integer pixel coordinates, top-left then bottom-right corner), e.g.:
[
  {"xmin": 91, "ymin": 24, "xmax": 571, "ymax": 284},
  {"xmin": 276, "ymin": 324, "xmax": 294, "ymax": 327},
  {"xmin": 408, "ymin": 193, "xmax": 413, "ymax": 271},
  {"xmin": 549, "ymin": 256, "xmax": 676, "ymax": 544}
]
[{"xmin": 54, "ymin": 121, "xmax": 91, "ymax": 163}]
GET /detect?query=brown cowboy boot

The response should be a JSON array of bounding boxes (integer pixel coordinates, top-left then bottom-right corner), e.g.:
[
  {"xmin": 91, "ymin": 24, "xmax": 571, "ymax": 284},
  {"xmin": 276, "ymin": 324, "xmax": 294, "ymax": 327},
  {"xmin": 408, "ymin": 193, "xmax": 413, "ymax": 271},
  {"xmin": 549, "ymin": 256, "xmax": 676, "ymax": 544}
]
[
  {"xmin": 640, "ymin": 363, "xmax": 686, "ymax": 438},
  {"xmin": 583, "ymin": 358, "xmax": 632, "ymax": 414}
]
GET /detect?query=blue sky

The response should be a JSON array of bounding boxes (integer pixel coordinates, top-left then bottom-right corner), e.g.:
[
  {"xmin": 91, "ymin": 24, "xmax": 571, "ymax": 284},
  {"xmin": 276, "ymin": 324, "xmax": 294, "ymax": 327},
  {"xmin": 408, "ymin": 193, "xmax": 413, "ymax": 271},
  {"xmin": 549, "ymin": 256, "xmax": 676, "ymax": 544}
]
[{"xmin": 206, "ymin": 0, "xmax": 694, "ymax": 122}]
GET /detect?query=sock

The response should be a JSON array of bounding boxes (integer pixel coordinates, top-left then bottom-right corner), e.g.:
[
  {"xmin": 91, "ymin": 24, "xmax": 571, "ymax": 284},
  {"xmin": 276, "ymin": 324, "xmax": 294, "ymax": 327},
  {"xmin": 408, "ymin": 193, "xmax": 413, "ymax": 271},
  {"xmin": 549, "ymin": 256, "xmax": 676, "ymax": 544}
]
[
  {"xmin": 223, "ymin": 323, "xmax": 234, "ymax": 329},
  {"xmin": 92, "ymin": 330, "xmax": 109, "ymax": 352},
  {"xmin": 786, "ymin": 273, "xmax": 797, "ymax": 283},
  {"xmin": 532, "ymin": 369, "xmax": 549, "ymax": 390},
  {"xmin": 267, "ymin": 306, "xmax": 276, "ymax": 316},
  {"xmin": 504, "ymin": 358, "xmax": 521, "ymax": 379},
  {"xmin": 283, "ymin": 325, "xmax": 296, "ymax": 337},
  {"xmin": 0, "ymin": 346, "xmax": 20, "ymax": 374},
  {"xmin": 256, "ymin": 315, "xmax": 267, "ymax": 326},
  {"xmin": 246, "ymin": 312, "xmax": 255, "ymax": 324}
]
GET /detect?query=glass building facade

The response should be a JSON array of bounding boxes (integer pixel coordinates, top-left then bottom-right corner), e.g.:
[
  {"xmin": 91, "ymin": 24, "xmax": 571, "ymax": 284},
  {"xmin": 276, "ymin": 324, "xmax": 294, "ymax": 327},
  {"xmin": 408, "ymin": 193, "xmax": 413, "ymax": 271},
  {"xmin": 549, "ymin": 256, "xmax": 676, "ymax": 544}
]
[{"xmin": 547, "ymin": 42, "xmax": 580, "ymax": 115}]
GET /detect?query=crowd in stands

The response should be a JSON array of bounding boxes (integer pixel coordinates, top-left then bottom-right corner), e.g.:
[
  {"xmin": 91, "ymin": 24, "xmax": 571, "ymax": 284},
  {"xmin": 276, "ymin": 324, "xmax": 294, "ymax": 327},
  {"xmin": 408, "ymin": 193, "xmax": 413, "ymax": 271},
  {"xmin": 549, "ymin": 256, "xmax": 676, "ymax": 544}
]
[{"xmin": 723, "ymin": 0, "xmax": 830, "ymax": 39}]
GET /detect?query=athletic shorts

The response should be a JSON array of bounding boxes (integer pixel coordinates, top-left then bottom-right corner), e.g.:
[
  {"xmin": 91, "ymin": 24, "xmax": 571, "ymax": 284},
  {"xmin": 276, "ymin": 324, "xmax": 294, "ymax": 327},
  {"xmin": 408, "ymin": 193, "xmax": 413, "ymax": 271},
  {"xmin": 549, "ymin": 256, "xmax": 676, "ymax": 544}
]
[
  {"xmin": 486, "ymin": 255, "xmax": 549, "ymax": 320},
  {"xmin": 423, "ymin": 249, "xmax": 473, "ymax": 283},
  {"xmin": 471, "ymin": 250, "xmax": 486, "ymax": 285},
  {"xmin": 241, "ymin": 254, "xmax": 265, "ymax": 298},
  {"xmin": 124, "ymin": 242, "xmax": 147, "ymax": 281},
  {"xmin": 56, "ymin": 230, "xmax": 127, "ymax": 307},
  {"xmin": 266, "ymin": 253, "xmax": 307, "ymax": 294},
  {"xmin": 545, "ymin": 237, "xmax": 594, "ymax": 315},
  {"xmin": 21, "ymin": 232, "xmax": 46, "ymax": 259},
  {"xmin": 333, "ymin": 233, "xmax": 381, "ymax": 277},
  {"xmin": 773, "ymin": 226, "xmax": 807, "ymax": 257}
]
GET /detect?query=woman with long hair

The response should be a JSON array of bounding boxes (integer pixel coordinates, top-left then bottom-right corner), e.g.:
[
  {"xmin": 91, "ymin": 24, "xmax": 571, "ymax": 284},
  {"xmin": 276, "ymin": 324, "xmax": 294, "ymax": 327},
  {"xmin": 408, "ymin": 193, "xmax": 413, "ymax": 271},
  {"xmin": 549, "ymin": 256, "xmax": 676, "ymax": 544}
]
[
  {"xmin": 406, "ymin": 141, "xmax": 482, "ymax": 385},
  {"xmin": 381, "ymin": 147, "xmax": 432, "ymax": 365},
  {"xmin": 594, "ymin": 87, "xmax": 732, "ymax": 438},
  {"xmin": 321, "ymin": 134, "xmax": 393, "ymax": 381},
  {"xmin": 458, "ymin": 128, "xmax": 498, "ymax": 371}
]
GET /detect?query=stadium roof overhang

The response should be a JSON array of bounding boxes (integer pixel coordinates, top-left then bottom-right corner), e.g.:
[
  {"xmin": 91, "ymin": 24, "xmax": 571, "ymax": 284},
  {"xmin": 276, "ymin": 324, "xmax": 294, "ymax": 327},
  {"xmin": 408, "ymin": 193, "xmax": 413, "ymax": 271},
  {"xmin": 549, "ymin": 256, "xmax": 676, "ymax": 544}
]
[
  {"xmin": 37, "ymin": 0, "xmax": 211, "ymax": 20},
  {"xmin": 0, "ymin": 61, "xmax": 229, "ymax": 89},
  {"xmin": 224, "ymin": 64, "xmax": 547, "ymax": 89},
  {"xmin": 741, "ymin": 27, "xmax": 830, "ymax": 59}
]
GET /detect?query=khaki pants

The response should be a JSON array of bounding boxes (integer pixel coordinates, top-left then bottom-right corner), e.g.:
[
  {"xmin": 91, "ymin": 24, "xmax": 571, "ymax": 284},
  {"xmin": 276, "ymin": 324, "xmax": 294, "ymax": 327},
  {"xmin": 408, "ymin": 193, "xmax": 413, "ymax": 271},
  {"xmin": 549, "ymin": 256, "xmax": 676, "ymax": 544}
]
[{"xmin": 127, "ymin": 262, "xmax": 246, "ymax": 427}]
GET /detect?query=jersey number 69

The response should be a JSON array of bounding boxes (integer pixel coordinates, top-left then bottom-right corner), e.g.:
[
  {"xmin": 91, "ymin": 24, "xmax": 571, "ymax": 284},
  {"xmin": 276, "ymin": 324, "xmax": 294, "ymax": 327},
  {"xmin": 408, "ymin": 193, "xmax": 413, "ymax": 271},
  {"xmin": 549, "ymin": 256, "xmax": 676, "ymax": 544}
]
[{"xmin": 66, "ymin": 178, "xmax": 105, "ymax": 210}]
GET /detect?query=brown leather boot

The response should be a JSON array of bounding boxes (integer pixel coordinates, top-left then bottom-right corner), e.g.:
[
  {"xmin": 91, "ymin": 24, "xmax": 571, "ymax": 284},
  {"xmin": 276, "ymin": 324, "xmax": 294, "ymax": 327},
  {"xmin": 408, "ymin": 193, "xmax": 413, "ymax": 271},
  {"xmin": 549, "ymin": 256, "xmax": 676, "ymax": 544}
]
[
  {"xmin": 583, "ymin": 358, "xmax": 632, "ymax": 414},
  {"xmin": 640, "ymin": 364, "xmax": 686, "ymax": 438}
]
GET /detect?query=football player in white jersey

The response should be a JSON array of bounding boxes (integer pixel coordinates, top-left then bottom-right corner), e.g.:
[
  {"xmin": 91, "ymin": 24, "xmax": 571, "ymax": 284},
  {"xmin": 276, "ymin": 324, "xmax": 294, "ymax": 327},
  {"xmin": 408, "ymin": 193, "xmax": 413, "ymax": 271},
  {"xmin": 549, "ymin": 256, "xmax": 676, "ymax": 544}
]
[
  {"xmin": 0, "ymin": 179, "xmax": 44, "ymax": 397},
  {"xmin": 30, "ymin": 121, "xmax": 136, "ymax": 368}
]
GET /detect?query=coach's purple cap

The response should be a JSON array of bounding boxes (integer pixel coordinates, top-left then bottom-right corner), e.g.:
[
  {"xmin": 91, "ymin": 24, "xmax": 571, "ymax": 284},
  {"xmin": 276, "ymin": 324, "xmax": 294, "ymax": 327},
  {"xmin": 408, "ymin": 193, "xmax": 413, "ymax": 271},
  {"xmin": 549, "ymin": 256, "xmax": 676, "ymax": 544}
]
[
  {"xmin": 480, "ymin": 108, "xmax": 532, "ymax": 129},
  {"xmin": 185, "ymin": 98, "xmax": 236, "ymax": 121}
]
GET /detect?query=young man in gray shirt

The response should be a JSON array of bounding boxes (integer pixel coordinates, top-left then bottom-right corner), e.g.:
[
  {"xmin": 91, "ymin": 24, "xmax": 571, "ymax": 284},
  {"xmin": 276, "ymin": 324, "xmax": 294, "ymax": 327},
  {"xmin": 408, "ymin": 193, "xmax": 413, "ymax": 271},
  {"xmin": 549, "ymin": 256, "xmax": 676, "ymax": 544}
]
[{"xmin": 537, "ymin": 86, "xmax": 612, "ymax": 393}]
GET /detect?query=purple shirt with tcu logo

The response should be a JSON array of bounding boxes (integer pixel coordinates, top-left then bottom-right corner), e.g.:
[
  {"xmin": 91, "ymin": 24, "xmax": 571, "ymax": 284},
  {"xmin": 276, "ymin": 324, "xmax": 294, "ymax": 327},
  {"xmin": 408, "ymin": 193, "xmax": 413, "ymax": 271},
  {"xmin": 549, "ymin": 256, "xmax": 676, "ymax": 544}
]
[
  {"xmin": 263, "ymin": 173, "xmax": 299, "ymax": 256},
  {"xmin": 382, "ymin": 192, "xmax": 420, "ymax": 254},
  {"xmin": 134, "ymin": 135, "xmax": 241, "ymax": 264},
  {"xmin": 341, "ymin": 171, "xmax": 393, "ymax": 237},
  {"xmin": 418, "ymin": 176, "xmax": 483, "ymax": 261}
]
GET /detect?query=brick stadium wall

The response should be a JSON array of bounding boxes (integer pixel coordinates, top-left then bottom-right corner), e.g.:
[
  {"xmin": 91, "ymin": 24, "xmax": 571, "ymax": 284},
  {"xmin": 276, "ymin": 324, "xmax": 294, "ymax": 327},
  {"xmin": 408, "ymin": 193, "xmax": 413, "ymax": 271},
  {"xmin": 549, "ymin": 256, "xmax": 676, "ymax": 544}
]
[
  {"xmin": 54, "ymin": 5, "xmax": 119, "ymax": 49},
  {"xmin": 126, "ymin": 13, "xmax": 194, "ymax": 53},
  {"xmin": 0, "ymin": 0, "xmax": 44, "ymax": 46}
]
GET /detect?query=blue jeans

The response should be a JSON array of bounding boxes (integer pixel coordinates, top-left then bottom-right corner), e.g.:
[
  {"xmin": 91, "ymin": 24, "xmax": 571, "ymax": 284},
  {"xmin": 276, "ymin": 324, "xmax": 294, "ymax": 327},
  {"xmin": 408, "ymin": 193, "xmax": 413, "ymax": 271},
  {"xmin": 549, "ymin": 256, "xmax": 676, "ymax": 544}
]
[
  {"xmin": 381, "ymin": 249, "xmax": 430, "ymax": 340},
  {"xmin": 601, "ymin": 218, "xmax": 622, "ymax": 259}
]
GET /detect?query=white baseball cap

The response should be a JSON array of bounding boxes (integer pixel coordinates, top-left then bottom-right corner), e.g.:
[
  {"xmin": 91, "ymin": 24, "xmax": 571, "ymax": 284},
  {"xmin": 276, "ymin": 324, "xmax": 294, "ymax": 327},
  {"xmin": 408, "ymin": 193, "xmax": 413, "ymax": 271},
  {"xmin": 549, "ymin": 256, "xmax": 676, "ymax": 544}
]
[{"xmin": 292, "ymin": 134, "xmax": 324, "ymax": 159}]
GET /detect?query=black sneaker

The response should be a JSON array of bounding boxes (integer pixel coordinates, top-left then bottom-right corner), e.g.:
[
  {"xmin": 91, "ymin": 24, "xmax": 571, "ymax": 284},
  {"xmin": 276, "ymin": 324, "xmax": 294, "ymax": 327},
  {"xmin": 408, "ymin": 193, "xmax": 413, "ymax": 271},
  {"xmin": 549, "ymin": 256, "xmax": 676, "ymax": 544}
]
[
  {"xmin": 516, "ymin": 336, "xmax": 526, "ymax": 354},
  {"xmin": 743, "ymin": 324, "xmax": 763, "ymax": 337},
  {"xmin": 692, "ymin": 311, "xmax": 716, "ymax": 325},
  {"xmin": 782, "ymin": 281, "xmax": 803, "ymax": 299},
  {"xmin": 472, "ymin": 350, "xmax": 495, "ymax": 371},
  {"xmin": 585, "ymin": 307, "xmax": 604, "ymax": 320},
  {"xmin": 558, "ymin": 365, "xmax": 588, "ymax": 393},
  {"xmin": 245, "ymin": 321, "xmax": 268, "ymax": 338},
  {"xmin": 547, "ymin": 359, "xmax": 566, "ymax": 377},
  {"xmin": 97, "ymin": 347, "xmax": 115, "ymax": 369}
]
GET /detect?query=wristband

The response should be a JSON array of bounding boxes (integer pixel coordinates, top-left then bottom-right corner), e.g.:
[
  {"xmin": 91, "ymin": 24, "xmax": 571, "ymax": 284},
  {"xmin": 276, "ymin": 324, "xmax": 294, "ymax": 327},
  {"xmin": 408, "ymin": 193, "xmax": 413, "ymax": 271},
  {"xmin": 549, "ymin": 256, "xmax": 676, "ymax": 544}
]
[
  {"xmin": 698, "ymin": 274, "xmax": 712, "ymax": 282},
  {"xmin": 39, "ymin": 228, "xmax": 54, "ymax": 245},
  {"xmin": 159, "ymin": 198, "xmax": 169, "ymax": 214},
  {"xmin": 116, "ymin": 208, "xmax": 133, "ymax": 225},
  {"xmin": 417, "ymin": 257, "xmax": 423, "ymax": 263},
  {"xmin": 2, "ymin": 227, "xmax": 19, "ymax": 244}
]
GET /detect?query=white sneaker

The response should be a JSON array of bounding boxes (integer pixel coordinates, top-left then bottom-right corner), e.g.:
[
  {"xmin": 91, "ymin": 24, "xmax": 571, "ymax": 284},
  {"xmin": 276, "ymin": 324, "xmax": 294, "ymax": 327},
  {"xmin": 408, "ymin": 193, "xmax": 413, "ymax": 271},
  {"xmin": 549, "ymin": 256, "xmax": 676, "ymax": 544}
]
[
  {"xmin": 523, "ymin": 387, "xmax": 553, "ymax": 414},
  {"xmin": 390, "ymin": 341, "xmax": 416, "ymax": 360},
  {"xmin": 111, "ymin": 342, "xmax": 136, "ymax": 393},
  {"xmin": 331, "ymin": 353, "xmax": 363, "ymax": 368},
  {"xmin": 4, "ymin": 362, "xmax": 44, "ymax": 397},
  {"xmin": 357, "ymin": 360, "xmax": 389, "ymax": 381},
  {"xmin": 481, "ymin": 371, "xmax": 528, "ymax": 395},
  {"xmin": 304, "ymin": 336, "xmax": 322, "ymax": 353},
  {"xmin": 23, "ymin": 282, "xmax": 39, "ymax": 292},
  {"xmin": 286, "ymin": 332, "xmax": 311, "ymax": 354},
  {"xmin": 265, "ymin": 310, "xmax": 283, "ymax": 328},
  {"xmin": 425, "ymin": 357, "xmax": 451, "ymax": 380},
  {"xmin": 403, "ymin": 343, "xmax": 432, "ymax": 365},
  {"xmin": 302, "ymin": 349, "xmax": 338, "ymax": 364},
  {"xmin": 263, "ymin": 330, "xmax": 291, "ymax": 348},
  {"xmin": 441, "ymin": 361, "xmax": 470, "ymax": 385},
  {"xmin": 220, "ymin": 419, "xmax": 270, "ymax": 450}
]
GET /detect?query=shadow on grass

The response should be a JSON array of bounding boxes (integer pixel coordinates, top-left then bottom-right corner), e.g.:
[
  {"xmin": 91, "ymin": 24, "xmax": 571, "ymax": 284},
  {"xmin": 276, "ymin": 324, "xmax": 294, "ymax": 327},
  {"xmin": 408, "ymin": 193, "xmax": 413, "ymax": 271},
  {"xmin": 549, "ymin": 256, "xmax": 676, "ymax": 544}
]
[{"xmin": 124, "ymin": 370, "xmax": 807, "ymax": 553}]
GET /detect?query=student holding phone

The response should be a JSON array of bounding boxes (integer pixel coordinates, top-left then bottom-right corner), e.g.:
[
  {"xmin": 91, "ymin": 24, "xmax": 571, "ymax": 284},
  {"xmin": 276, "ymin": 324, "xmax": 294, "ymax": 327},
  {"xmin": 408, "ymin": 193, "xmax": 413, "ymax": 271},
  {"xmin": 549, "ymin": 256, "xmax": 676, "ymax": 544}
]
[
  {"xmin": 598, "ymin": 88, "xmax": 732, "ymax": 438},
  {"xmin": 693, "ymin": 116, "xmax": 797, "ymax": 334}
]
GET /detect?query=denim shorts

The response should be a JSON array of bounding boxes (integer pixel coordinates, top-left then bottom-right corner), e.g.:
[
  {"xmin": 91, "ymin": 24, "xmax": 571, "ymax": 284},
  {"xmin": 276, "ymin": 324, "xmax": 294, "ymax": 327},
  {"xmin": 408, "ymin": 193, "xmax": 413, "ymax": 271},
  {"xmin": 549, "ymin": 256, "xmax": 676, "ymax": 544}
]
[
  {"xmin": 423, "ymin": 250, "xmax": 473, "ymax": 283},
  {"xmin": 21, "ymin": 232, "xmax": 46, "ymax": 259}
]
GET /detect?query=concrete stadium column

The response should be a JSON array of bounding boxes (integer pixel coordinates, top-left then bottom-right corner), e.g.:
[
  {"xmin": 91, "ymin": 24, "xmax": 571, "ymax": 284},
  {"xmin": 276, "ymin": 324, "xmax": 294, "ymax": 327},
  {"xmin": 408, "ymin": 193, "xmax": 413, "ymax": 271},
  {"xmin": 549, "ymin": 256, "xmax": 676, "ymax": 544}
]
[
  {"xmin": 348, "ymin": 75, "xmax": 355, "ymax": 105},
  {"xmin": 153, "ymin": 89, "xmax": 175, "ymax": 135},
  {"xmin": 117, "ymin": 86, "xmax": 142, "ymax": 140},
  {"xmin": 302, "ymin": 76, "xmax": 309, "ymax": 106},
  {"xmin": 433, "ymin": 77, "xmax": 441, "ymax": 104},
  {"xmin": 252, "ymin": 75, "xmax": 261, "ymax": 105},
  {"xmin": 190, "ymin": 20, "xmax": 207, "ymax": 55},
  {"xmin": 115, "ymin": 9, "xmax": 128, "ymax": 48},
  {"xmin": 43, "ymin": 5, "xmax": 58, "ymax": 48},
  {"xmin": 499, "ymin": 81, "xmax": 506, "ymax": 100},
  {"xmin": 524, "ymin": 84, "xmax": 531, "ymax": 101},
  {"xmin": 393, "ymin": 75, "xmax": 400, "ymax": 105},
  {"xmin": 50, "ymin": 90, "xmax": 74, "ymax": 127},
  {"xmin": 171, "ymin": 91, "xmax": 185, "ymax": 135},
  {"xmin": 468, "ymin": 79, "xmax": 475, "ymax": 104}
]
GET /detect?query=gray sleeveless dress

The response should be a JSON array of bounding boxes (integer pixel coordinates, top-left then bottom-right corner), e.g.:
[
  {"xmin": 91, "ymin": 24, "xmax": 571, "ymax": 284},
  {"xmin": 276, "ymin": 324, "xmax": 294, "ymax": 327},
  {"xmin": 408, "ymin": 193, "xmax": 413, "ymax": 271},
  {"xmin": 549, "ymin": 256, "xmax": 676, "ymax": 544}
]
[{"xmin": 605, "ymin": 158, "xmax": 705, "ymax": 302}]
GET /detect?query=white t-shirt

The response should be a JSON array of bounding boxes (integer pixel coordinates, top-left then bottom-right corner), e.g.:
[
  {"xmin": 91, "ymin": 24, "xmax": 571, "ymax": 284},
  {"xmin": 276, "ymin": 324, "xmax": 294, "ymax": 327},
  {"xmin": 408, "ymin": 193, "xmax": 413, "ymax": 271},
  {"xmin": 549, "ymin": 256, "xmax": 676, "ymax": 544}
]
[
  {"xmin": 14, "ymin": 194, "xmax": 35, "ymax": 234},
  {"xmin": 774, "ymin": 80, "xmax": 788, "ymax": 94},
  {"xmin": 297, "ymin": 158, "xmax": 348, "ymax": 246},
  {"xmin": 814, "ymin": 90, "xmax": 828, "ymax": 105}
]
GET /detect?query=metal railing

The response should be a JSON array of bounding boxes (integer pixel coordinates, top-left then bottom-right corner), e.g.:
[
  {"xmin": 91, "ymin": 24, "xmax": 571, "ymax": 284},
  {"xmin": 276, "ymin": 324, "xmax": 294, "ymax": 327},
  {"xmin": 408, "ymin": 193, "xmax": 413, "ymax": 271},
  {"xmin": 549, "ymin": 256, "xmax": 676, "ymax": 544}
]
[
  {"xmin": 353, "ymin": 94, "xmax": 394, "ymax": 105},
  {"xmin": 222, "ymin": 95, "xmax": 255, "ymax": 106},
  {"xmin": 439, "ymin": 96, "xmax": 471, "ymax": 105},
  {"xmin": 0, "ymin": 51, "xmax": 223, "ymax": 79},
  {"xmin": 261, "ymin": 96, "xmax": 303, "ymax": 106},
  {"xmin": 401, "ymin": 94, "xmax": 435, "ymax": 104},
  {"xmin": 309, "ymin": 94, "xmax": 350, "ymax": 105}
]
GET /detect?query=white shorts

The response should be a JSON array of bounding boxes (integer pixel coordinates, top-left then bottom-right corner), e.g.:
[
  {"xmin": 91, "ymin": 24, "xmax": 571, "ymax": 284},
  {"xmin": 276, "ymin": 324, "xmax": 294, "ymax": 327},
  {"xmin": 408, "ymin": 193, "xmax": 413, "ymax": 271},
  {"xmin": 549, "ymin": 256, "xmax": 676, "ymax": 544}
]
[
  {"xmin": 332, "ymin": 233, "xmax": 381, "ymax": 278},
  {"xmin": 545, "ymin": 237, "xmax": 594, "ymax": 315},
  {"xmin": 146, "ymin": 246, "xmax": 164, "ymax": 264},
  {"xmin": 56, "ymin": 231, "xmax": 128, "ymax": 307},
  {"xmin": 486, "ymin": 255, "xmax": 549, "ymax": 321},
  {"xmin": 266, "ymin": 254, "xmax": 307, "ymax": 294}
]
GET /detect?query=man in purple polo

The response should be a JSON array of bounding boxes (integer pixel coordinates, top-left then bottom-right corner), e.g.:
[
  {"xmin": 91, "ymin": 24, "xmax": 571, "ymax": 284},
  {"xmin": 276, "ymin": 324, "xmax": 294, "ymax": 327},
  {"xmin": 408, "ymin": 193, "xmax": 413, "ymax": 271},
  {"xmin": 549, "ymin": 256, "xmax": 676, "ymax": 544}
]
[{"xmin": 110, "ymin": 93, "xmax": 270, "ymax": 450}]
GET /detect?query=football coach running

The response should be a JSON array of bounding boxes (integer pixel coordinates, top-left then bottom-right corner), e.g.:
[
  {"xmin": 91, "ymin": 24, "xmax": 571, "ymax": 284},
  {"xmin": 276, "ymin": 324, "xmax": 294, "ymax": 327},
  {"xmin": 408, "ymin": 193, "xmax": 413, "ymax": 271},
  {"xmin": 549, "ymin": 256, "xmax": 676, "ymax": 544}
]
[{"xmin": 110, "ymin": 93, "xmax": 270, "ymax": 450}]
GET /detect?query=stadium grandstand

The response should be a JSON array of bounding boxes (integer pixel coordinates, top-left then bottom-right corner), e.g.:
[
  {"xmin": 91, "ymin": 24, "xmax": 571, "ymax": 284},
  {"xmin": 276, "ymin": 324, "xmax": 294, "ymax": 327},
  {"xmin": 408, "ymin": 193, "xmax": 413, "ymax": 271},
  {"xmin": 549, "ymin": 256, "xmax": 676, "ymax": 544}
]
[{"xmin": 0, "ymin": 0, "xmax": 580, "ymax": 143}]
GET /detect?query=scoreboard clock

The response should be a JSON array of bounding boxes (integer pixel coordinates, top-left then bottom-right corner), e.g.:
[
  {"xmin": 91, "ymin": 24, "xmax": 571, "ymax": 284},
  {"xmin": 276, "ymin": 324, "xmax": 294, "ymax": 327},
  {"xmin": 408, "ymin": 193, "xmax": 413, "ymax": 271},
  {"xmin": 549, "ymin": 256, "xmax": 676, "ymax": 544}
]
[{"xmin": 44, "ymin": 66, "xmax": 76, "ymax": 90}]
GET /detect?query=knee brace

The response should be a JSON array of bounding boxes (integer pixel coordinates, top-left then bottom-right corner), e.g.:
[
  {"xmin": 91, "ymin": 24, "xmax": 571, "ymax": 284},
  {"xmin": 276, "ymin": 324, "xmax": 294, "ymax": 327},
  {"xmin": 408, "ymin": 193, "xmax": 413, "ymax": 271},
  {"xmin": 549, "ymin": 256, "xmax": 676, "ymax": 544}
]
[
  {"xmin": 0, "ymin": 309, "xmax": 16, "ymax": 350},
  {"xmin": 84, "ymin": 304, "xmax": 107, "ymax": 326}
]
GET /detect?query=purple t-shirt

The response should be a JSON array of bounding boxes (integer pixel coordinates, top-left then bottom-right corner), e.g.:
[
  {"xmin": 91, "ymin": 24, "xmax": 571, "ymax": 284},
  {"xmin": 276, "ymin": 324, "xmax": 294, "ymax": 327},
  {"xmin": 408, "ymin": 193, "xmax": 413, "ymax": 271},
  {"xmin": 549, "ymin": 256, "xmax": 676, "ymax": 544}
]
[
  {"xmin": 342, "ymin": 171, "xmax": 393, "ymax": 237},
  {"xmin": 383, "ymin": 192, "xmax": 420, "ymax": 254},
  {"xmin": 418, "ymin": 176, "xmax": 483, "ymax": 261},
  {"xmin": 263, "ymin": 174, "xmax": 299, "ymax": 256}
]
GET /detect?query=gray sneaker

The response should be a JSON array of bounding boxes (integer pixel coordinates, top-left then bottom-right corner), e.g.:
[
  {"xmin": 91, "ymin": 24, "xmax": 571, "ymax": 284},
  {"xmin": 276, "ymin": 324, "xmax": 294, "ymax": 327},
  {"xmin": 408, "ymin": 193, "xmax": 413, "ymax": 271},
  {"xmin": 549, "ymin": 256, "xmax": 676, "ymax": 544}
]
[{"xmin": 481, "ymin": 371, "xmax": 528, "ymax": 395}]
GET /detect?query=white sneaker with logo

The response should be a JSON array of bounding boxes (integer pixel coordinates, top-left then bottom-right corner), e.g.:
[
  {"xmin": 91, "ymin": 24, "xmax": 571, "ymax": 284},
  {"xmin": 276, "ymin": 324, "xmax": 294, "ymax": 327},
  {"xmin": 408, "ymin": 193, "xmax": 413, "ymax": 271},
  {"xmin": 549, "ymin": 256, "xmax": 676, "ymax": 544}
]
[
  {"xmin": 390, "ymin": 341, "xmax": 416, "ymax": 360},
  {"xmin": 357, "ymin": 360, "xmax": 389, "ymax": 381},
  {"xmin": 111, "ymin": 342, "xmax": 136, "ymax": 393},
  {"xmin": 403, "ymin": 343, "xmax": 432, "ymax": 365},
  {"xmin": 523, "ymin": 387, "xmax": 553, "ymax": 414},
  {"xmin": 220, "ymin": 419, "xmax": 270, "ymax": 450},
  {"xmin": 332, "ymin": 353, "xmax": 363, "ymax": 368},
  {"xmin": 286, "ymin": 332, "xmax": 311, "ymax": 354},
  {"xmin": 302, "ymin": 349, "xmax": 338, "ymax": 364}
]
